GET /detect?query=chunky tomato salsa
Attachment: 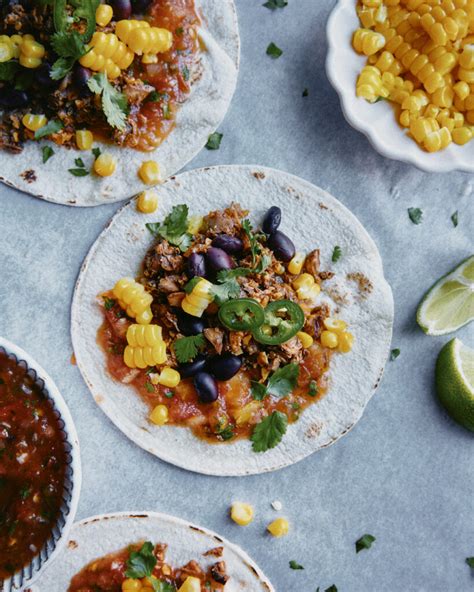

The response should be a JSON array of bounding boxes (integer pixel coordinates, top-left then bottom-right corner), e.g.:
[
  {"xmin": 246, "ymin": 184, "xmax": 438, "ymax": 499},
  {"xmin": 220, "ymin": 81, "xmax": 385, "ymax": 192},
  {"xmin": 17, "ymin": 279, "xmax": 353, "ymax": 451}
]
[
  {"xmin": 97, "ymin": 203, "xmax": 354, "ymax": 452},
  {"xmin": 68, "ymin": 541, "xmax": 228, "ymax": 591},
  {"xmin": 0, "ymin": 350, "xmax": 67, "ymax": 578}
]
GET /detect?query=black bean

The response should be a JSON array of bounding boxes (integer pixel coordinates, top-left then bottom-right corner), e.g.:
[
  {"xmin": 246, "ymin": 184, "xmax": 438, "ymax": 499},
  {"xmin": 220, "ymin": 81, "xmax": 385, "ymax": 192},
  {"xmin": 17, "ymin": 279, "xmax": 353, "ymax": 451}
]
[
  {"xmin": 206, "ymin": 247, "xmax": 234, "ymax": 273},
  {"xmin": 267, "ymin": 230, "xmax": 296, "ymax": 262},
  {"xmin": 112, "ymin": 0, "xmax": 132, "ymax": 19},
  {"xmin": 131, "ymin": 0, "xmax": 152, "ymax": 14},
  {"xmin": 176, "ymin": 310, "xmax": 206, "ymax": 336},
  {"xmin": 212, "ymin": 234, "xmax": 243, "ymax": 254},
  {"xmin": 194, "ymin": 372, "xmax": 218, "ymax": 403},
  {"xmin": 262, "ymin": 206, "xmax": 282, "ymax": 234},
  {"xmin": 179, "ymin": 354, "xmax": 208, "ymax": 379},
  {"xmin": 0, "ymin": 88, "xmax": 29, "ymax": 109},
  {"xmin": 208, "ymin": 353, "xmax": 242, "ymax": 381},
  {"xmin": 187, "ymin": 252, "xmax": 207, "ymax": 278}
]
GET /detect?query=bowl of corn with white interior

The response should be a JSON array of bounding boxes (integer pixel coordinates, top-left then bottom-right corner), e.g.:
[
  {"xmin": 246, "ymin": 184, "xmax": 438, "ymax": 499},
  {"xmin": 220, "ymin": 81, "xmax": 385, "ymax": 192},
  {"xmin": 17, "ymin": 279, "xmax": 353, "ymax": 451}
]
[{"xmin": 326, "ymin": 0, "xmax": 474, "ymax": 173}]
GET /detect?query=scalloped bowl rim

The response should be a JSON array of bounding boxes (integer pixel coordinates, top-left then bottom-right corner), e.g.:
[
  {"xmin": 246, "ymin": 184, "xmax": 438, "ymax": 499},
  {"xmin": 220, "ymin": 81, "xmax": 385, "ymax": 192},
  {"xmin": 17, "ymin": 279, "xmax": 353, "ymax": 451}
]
[
  {"xmin": 326, "ymin": 0, "xmax": 474, "ymax": 174},
  {"xmin": 0, "ymin": 337, "xmax": 82, "ymax": 591}
]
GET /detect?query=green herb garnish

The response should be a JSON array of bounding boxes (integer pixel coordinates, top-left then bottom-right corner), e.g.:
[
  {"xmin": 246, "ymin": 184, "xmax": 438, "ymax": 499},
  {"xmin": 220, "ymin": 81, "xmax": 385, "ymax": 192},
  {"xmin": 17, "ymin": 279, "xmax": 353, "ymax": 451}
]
[
  {"xmin": 146, "ymin": 204, "xmax": 192, "ymax": 251},
  {"xmin": 289, "ymin": 560, "xmax": 304, "ymax": 570},
  {"xmin": 251, "ymin": 363, "xmax": 299, "ymax": 400},
  {"xmin": 217, "ymin": 424, "xmax": 234, "ymax": 441},
  {"xmin": 125, "ymin": 542, "xmax": 156, "ymax": 579},
  {"xmin": 308, "ymin": 380, "xmax": 318, "ymax": 397},
  {"xmin": 145, "ymin": 382, "xmax": 154, "ymax": 393},
  {"xmin": 263, "ymin": 0, "xmax": 287, "ymax": 8},
  {"xmin": 242, "ymin": 219, "xmax": 263, "ymax": 265},
  {"xmin": 183, "ymin": 277, "xmax": 203, "ymax": 294},
  {"xmin": 325, "ymin": 586, "xmax": 338, "ymax": 592},
  {"xmin": 42, "ymin": 146, "xmax": 55, "ymax": 163},
  {"xmin": 34, "ymin": 119, "xmax": 63, "ymax": 140},
  {"xmin": 0, "ymin": 61, "xmax": 19, "ymax": 82},
  {"xmin": 251, "ymin": 411, "xmax": 288, "ymax": 452},
  {"xmin": 92, "ymin": 147, "xmax": 101, "ymax": 159},
  {"xmin": 355, "ymin": 534, "xmax": 376, "ymax": 553},
  {"xmin": 211, "ymin": 277, "xmax": 241, "ymax": 305},
  {"xmin": 266, "ymin": 42, "xmax": 283, "ymax": 58},
  {"xmin": 68, "ymin": 168, "xmax": 89, "ymax": 177},
  {"xmin": 182, "ymin": 65, "xmax": 190, "ymax": 81},
  {"xmin": 451, "ymin": 211, "xmax": 458, "ymax": 227},
  {"xmin": 87, "ymin": 72, "xmax": 129, "ymax": 131},
  {"xmin": 75, "ymin": 157, "xmax": 85, "ymax": 168},
  {"xmin": 390, "ymin": 348, "xmax": 400, "ymax": 361},
  {"xmin": 302, "ymin": 88, "xmax": 309, "ymax": 97},
  {"xmin": 408, "ymin": 207, "xmax": 423, "ymax": 225},
  {"xmin": 332, "ymin": 245, "xmax": 342, "ymax": 262},
  {"xmin": 173, "ymin": 334, "xmax": 206, "ymax": 363},
  {"xmin": 466, "ymin": 557, "xmax": 474, "ymax": 569},
  {"xmin": 205, "ymin": 132, "xmax": 223, "ymax": 150}
]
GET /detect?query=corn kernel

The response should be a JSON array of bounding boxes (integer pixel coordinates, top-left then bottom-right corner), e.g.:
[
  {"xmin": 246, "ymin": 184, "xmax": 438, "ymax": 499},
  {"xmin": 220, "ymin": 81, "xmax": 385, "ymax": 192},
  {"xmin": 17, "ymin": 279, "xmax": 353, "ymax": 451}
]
[
  {"xmin": 96, "ymin": 4, "xmax": 113, "ymax": 27},
  {"xmin": 149, "ymin": 404, "xmax": 169, "ymax": 426},
  {"xmin": 231, "ymin": 502, "xmax": 254, "ymax": 526},
  {"xmin": 267, "ymin": 517, "xmax": 290, "ymax": 538},
  {"xmin": 297, "ymin": 331, "xmax": 313, "ymax": 348},
  {"xmin": 122, "ymin": 579, "xmax": 142, "ymax": 592},
  {"xmin": 323, "ymin": 318, "xmax": 347, "ymax": 333},
  {"xmin": 338, "ymin": 331, "xmax": 355, "ymax": 353},
  {"xmin": 188, "ymin": 215, "xmax": 203, "ymax": 235},
  {"xmin": 452, "ymin": 126, "xmax": 473, "ymax": 144},
  {"xmin": 321, "ymin": 330, "xmax": 339, "ymax": 349},
  {"xmin": 177, "ymin": 577, "xmax": 201, "ymax": 592},
  {"xmin": 288, "ymin": 252, "xmax": 305, "ymax": 275},
  {"xmin": 292, "ymin": 273, "xmax": 314, "ymax": 290},
  {"xmin": 76, "ymin": 129, "xmax": 94, "ymax": 150},
  {"xmin": 137, "ymin": 190, "xmax": 159, "ymax": 214},
  {"xmin": 0, "ymin": 40, "xmax": 13, "ymax": 62},
  {"xmin": 22, "ymin": 113, "xmax": 47, "ymax": 132},
  {"xmin": 158, "ymin": 367, "xmax": 180, "ymax": 388},
  {"xmin": 21, "ymin": 38, "xmax": 45, "ymax": 59},
  {"xmin": 94, "ymin": 153, "xmax": 117, "ymax": 176},
  {"xmin": 138, "ymin": 160, "xmax": 161, "ymax": 185},
  {"xmin": 19, "ymin": 54, "xmax": 42, "ymax": 68}
]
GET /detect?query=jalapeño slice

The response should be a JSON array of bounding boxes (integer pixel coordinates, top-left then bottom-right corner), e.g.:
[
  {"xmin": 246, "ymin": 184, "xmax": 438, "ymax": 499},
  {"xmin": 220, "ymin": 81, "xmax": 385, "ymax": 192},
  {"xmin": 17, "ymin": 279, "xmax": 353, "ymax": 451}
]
[
  {"xmin": 218, "ymin": 298, "xmax": 265, "ymax": 332},
  {"xmin": 252, "ymin": 300, "xmax": 305, "ymax": 345}
]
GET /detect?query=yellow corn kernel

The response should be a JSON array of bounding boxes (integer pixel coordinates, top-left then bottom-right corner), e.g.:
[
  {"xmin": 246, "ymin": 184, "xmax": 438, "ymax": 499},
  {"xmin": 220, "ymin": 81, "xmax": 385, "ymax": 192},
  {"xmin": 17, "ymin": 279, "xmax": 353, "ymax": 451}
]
[
  {"xmin": 292, "ymin": 273, "xmax": 314, "ymax": 290},
  {"xmin": 323, "ymin": 318, "xmax": 348, "ymax": 333},
  {"xmin": 21, "ymin": 38, "xmax": 45, "ymax": 58},
  {"xmin": 288, "ymin": 252, "xmax": 305, "ymax": 275},
  {"xmin": 235, "ymin": 400, "xmax": 262, "ymax": 426},
  {"xmin": 138, "ymin": 160, "xmax": 161, "ymax": 185},
  {"xmin": 267, "ymin": 517, "xmax": 290, "ymax": 538},
  {"xmin": 19, "ymin": 54, "xmax": 42, "ymax": 68},
  {"xmin": 188, "ymin": 215, "xmax": 203, "ymax": 235},
  {"xmin": 94, "ymin": 153, "xmax": 117, "ymax": 176},
  {"xmin": 127, "ymin": 324, "xmax": 162, "ymax": 347},
  {"xmin": 321, "ymin": 330, "xmax": 339, "ymax": 349},
  {"xmin": 149, "ymin": 404, "xmax": 169, "ymax": 426},
  {"xmin": 96, "ymin": 3, "xmax": 113, "ymax": 27},
  {"xmin": 297, "ymin": 331, "xmax": 314, "ymax": 348},
  {"xmin": 113, "ymin": 277, "xmax": 153, "ymax": 322},
  {"xmin": 452, "ymin": 126, "xmax": 473, "ymax": 144},
  {"xmin": 353, "ymin": 28, "xmax": 386, "ymax": 55},
  {"xmin": 22, "ymin": 113, "xmax": 47, "ymax": 132},
  {"xmin": 137, "ymin": 190, "xmax": 158, "ymax": 214},
  {"xmin": 231, "ymin": 502, "xmax": 254, "ymax": 526},
  {"xmin": 142, "ymin": 53, "xmax": 158, "ymax": 64},
  {"xmin": 338, "ymin": 331, "xmax": 355, "ymax": 353},
  {"xmin": 177, "ymin": 577, "xmax": 201, "ymax": 592},
  {"xmin": 158, "ymin": 367, "xmax": 180, "ymax": 388},
  {"xmin": 181, "ymin": 299, "xmax": 203, "ymax": 317},
  {"xmin": 122, "ymin": 579, "xmax": 142, "ymax": 592},
  {"xmin": 76, "ymin": 129, "xmax": 94, "ymax": 150},
  {"xmin": 423, "ymin": 126, "xmax": 452, "ymax": 152},
  {"xmin": 0, "ymin": 39, "xmax": 13, "ymax": 62}
]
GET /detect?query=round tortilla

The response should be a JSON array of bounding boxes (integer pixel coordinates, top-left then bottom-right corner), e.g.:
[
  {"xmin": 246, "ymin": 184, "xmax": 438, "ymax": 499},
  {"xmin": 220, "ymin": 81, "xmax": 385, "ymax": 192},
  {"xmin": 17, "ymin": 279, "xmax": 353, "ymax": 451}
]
[
  {"xmin": 31, "ymin": 511, "xmax": 274, "ymax": 591},
  {"xmin": 71, "ymin": 165, "xmax": 394, "ymax": 476},
  {"xmin": 0, "ymin": 1, "xmax": 239, "ymax": 207}
]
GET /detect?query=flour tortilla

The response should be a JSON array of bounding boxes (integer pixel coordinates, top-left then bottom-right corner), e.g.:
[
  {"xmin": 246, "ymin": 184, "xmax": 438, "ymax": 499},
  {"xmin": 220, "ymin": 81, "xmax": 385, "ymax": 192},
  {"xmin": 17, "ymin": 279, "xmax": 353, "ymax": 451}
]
[
  {"xmin": 0, "ymin": 1, "xmax": 239, "ymax": 207},
  {"xmin": 31, "ymin": 512, "xmax": 274, "ymax": 592},
  {"xmin": 71, "ymin": 165, "xmax": 394, "ymax": 476}
]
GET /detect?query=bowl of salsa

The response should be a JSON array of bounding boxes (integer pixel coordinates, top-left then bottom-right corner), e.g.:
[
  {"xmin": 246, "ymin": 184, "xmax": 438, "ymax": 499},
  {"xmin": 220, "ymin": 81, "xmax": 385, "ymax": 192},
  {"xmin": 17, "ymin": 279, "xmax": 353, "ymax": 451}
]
[{"xmin": 0, "ymin": 337, "xmax": 81, "ymax": 591}]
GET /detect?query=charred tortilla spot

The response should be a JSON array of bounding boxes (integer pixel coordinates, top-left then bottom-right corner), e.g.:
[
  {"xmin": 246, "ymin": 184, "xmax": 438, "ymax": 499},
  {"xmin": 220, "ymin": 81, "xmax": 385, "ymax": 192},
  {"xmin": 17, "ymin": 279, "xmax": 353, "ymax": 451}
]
[{"xmin": 20, "ymin": 169, "xmax": 37, "ymax": 183}]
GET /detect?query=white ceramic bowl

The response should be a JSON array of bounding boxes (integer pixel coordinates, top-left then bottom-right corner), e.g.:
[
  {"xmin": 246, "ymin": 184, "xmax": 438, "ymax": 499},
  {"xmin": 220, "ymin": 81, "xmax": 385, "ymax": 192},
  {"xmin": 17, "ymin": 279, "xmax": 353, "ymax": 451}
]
[
  {"xmin": 326, "ymin": 0, "xmax": 474, "ymax": 174},
  {"xmin": 0, "ymin": 338, "xmax": 81, "ymax": 592}
]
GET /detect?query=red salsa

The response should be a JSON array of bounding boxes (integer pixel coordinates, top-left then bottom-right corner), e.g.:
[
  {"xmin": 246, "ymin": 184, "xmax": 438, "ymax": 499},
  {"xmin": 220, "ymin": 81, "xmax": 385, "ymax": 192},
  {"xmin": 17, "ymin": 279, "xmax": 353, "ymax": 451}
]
[{"xmin": 0, "ymin": 351, "xmax": 67, "ymax": 578}]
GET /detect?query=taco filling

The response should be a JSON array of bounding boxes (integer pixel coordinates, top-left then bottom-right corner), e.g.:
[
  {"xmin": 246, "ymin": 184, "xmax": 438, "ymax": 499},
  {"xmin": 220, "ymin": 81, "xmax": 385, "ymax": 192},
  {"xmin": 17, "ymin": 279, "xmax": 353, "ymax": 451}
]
[
  {"xmin": 68, "ymin": 541, "xmax": 229, "ymax": 591},
  {"xmin": 98, "ymin": 203, "xmax": 354, "ymax": 452},
  {"xmin": 0, "ymin": 0, "xmax": 200, "ymax": 154}
]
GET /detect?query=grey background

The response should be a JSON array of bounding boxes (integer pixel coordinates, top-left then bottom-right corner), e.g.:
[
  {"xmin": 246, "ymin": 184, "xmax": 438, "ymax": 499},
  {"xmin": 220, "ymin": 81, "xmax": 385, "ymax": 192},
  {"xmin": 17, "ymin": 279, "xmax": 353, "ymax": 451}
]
[{"xmin": 0, "ymin": 1, "xmax": 473, "ymax": 590}]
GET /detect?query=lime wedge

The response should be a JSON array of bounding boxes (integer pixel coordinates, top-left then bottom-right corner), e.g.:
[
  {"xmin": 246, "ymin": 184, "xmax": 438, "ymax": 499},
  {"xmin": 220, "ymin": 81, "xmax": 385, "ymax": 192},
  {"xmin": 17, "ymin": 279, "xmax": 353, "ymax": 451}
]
[
  {"xmin": 417, "ymin": 255, "xmax": 474, "ymax": 335},
  {"xmin": 436, "ymin": 338, "xmax": 474, "ymax": 432}
]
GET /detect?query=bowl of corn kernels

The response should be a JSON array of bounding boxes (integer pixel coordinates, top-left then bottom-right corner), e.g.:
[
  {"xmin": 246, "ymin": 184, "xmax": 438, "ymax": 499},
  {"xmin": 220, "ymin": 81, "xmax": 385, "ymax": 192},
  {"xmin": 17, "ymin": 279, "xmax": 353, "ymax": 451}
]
[{"xmin": 326, "ymin": 0, "xmax": 474, "ymax": 173}]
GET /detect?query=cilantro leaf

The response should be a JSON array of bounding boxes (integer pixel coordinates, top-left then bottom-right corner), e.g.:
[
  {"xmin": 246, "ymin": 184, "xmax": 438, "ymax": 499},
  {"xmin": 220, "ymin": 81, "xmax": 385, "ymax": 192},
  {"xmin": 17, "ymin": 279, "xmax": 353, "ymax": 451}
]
[
  {"xmin": 75, "ymin": 157, "xmax": 85, "ymax": 168},
  {"xmin": 216, "ymin": 254, "xmax": 270, "ymax": 284},
  {"xmin": 151, "ymin": 580, "xmax": 175, "ymax": 592},
  {"xmin": 68, "ymin": 168, "xmax": 89, "ymax": 176},
  {"xmin": 408, "ymin": 207, "xmax": 423, "ymax": 225},
  {"xmin": 211, "ymin": 278, "xmax": 241, "ymax": 305},
  {"xmin": 263, "ymin": 0, "xmax": 287, "ymax": 8},
  {"xmin": 390, "ymin": 348, "xmax": 400, "ymax": 361},
  {"xmin": 92, "ymin": 147, "xmax": 101, "ymax": 159},
  {"xmin": 125, "ymin": 542, "xmax": 157, "ymax": 579},
  {"xmin": 51, "ymin": 56, "xmax": 78, "ymax": 80},
  {"xmin": 103, "ymin": 297, "xmax": 115, "ymax": 310},
  {"xmin": 466, "ymin": 557, "xmax": 474, "ymax": 569},
  {"xmin": 451, "ymin": 211, "xmax": 458, "ymax": 227},
  {"xmin": 216, "ymin": 424, "xmax": 235, "ymax": 441},
  {"xmin": 42, "ymin": 146, "xmax": 55, "ymax": 163},
  {"xmin": 205, "ymin": 132, "xmax": 223, "ymax": 150},
  {"xmin": 242, "ymin": 219, "xmax": 263, "ymax": 265},
  {"xmin": 251, "ymin": 411, "xmax": 288, "ymax": 452},
  {"xmin": 267, "ymin": 363, "xmax": 299, "ymax": 397},
  {"xmin": 289, "ymin": 560, "xmax": 304, "ymax": 570},
  {"xmin": 174, "ymin": 334, "xmax": 206, "ymax": 363},
  {"xmin": 35, "ymin": 120, "xmax": 63, "ymax": 140},
  {"xmin": 332, "ymin": 246, "xmax": 342, "ymax": 262},
  {"xmin": 325, "ymin": 586, "xmax": 338, "ymax": 592},
  {"xmin": 87, "ymin": 72, "xmax": 129, "ymax": 131},
  {"xmin": 251, "ymin": 381, "xmax": 267, "ymax": 401},
  {"xmin": 355, "ymin": 534, "xmax": 376, "ymax": 553},
  {"xmin": 266, "ymin": 42, "xmax": 283, "ymax": 58},
  {"xmin": 146, "ymin": 205, "xmax": 192, "ymax": 251},
  {"xmin": 0, "ymin": 61, "xmax": 19, "ymax": 82},
  {"xmin": 50, "ymin": 30, "xmax": 88, "ymax": 79}
]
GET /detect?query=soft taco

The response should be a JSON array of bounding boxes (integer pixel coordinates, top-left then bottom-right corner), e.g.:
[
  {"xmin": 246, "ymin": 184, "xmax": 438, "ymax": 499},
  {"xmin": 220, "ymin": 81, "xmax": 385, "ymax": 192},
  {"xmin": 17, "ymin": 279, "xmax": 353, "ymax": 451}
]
[
  {"xmin": 71, "ymin": 165, "xmax": 394, "ymax": 476},
  {"xmin": 0, "ymin": 0, "xmax": 238, "ymax": 206},
  {"xmin": 32, "ymin": 511, "xmax": 274, "ymax": 591}
]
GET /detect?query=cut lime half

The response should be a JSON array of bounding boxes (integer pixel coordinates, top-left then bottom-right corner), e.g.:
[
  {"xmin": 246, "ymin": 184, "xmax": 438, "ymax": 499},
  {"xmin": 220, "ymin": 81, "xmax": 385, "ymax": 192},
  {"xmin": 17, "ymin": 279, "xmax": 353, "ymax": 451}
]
[
  {"xmin": 436, "ymin": 338, "xmax": 474, "ymax": 432},
  {"xmin": 417, "ymin": 255, "xmax": 474, "ymax": 335}
]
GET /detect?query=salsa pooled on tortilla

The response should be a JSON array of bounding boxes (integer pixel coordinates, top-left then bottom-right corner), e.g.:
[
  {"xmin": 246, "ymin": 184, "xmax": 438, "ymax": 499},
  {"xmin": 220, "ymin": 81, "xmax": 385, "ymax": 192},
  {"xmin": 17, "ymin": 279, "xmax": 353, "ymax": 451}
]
[
  {"xmin": 68, "ymin": 540, "xmax": 228, "ymax": 591},
  {"xmin": 0, "ymin": 0, "xmax": 200, "ymax": 174},
  {"xmin": 98, "ymin": 203, "xmax": 355, "ymax": 452}
]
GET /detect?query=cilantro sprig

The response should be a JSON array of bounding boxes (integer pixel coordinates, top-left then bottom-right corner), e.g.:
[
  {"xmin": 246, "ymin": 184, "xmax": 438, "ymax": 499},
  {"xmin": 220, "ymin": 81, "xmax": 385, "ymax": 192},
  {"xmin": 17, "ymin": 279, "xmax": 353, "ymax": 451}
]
[
  {"xmin": 34, "ymin": 119, "xmax": 63, "ymax": 140},
  {"xmin": 125, "ymin": 542, "xmax": 174, "ymax": 592},
  {"xmin": 173, "ymin": 334, "xmax": 206, "ymax": 363},
  {"xmin": 355, "ymin": 534, "xmax": 376, "ymax": 553},
  {"xmin": 242, "ymin": 219, "xmax": 264, "ymax": 265},
  {"xmin": 251, "ymin": 410, "xmax": 288, "ymax": 452},
  {"xmin": 146, "ymin": 205, "xmax": 192, "ymax": 252},
  {"xmin": 87, "ymin": 72, "xmax": 129, "ymax": 131},
  {"xmin": 251, "ymin": 363, "xmax": 299, "ymax": 401}
]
